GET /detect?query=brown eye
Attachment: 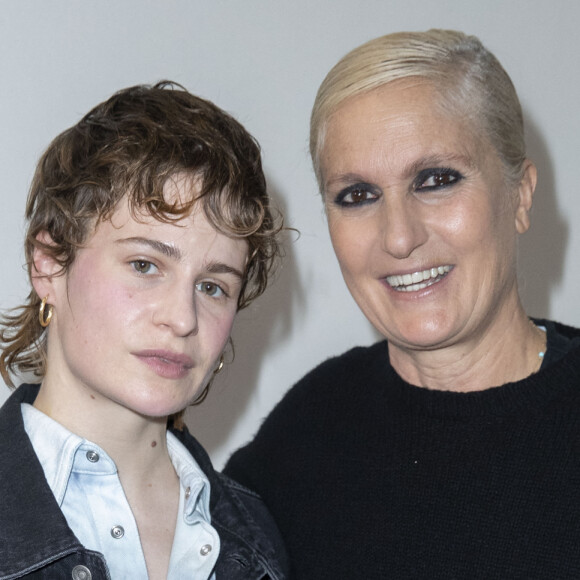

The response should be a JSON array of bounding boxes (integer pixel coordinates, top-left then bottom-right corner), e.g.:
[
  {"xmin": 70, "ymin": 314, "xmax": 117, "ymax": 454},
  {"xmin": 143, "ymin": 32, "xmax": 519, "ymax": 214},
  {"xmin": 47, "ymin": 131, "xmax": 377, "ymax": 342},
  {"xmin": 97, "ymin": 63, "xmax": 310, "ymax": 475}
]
[
  {"xmin": 350, "ymin": 189, "xmax": 368, "ymax": 203},
  {"xmin": 416, "ymin": 168, "xmax": 462, "ymax": 191},
  {"xmin": 433, "ymin": 174, "xmax": 454, "ymax": 186},
  {"xmin": 335, "ymin": 183, "xmax": 380, "ymax": 206}
]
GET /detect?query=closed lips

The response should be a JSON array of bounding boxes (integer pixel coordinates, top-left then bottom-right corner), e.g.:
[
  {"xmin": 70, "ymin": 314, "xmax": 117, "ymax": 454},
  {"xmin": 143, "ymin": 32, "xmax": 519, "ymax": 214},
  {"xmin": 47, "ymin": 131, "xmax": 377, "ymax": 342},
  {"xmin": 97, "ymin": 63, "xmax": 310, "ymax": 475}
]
[{"xmin": 135, "ymin": 350, "xmax": 194, "ymax": 367}]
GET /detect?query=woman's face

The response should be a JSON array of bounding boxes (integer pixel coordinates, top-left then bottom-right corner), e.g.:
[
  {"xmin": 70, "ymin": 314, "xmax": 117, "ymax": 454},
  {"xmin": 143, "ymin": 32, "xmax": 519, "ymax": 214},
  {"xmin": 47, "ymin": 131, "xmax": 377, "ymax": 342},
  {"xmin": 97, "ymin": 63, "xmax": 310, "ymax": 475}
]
[
  {"xmin": 320, "ymin": 80, "xmax": 533, "ymax": 354},
  {"xmin": 35, "ymin": 178, "xmax": 248, "ymax": 419}
]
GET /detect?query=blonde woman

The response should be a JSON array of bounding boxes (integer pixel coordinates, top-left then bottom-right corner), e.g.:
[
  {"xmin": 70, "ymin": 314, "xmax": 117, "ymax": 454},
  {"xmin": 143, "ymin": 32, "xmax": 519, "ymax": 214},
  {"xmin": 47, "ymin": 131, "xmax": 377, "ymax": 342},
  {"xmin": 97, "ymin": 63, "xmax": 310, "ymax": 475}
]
[{"xmin": 226, "ymin": 30, "xmax": 580, "ymax": 579}]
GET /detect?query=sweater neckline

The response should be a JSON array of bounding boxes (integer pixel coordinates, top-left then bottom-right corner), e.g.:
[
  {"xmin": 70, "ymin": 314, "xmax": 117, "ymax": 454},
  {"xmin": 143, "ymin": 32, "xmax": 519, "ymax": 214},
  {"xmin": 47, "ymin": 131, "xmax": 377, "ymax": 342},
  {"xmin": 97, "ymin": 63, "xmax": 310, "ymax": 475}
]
[{"xmin": 376, "ymin": 321, "xmax": 580, "ymax": 419}]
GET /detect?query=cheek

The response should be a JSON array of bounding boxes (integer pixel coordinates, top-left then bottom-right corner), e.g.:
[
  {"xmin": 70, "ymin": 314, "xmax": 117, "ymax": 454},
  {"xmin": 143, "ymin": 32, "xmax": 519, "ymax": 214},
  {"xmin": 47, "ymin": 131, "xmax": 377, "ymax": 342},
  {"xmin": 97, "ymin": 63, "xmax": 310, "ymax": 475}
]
[
  {"xmin": 329, "ymin": 219, "xmax": 373, "ymax": 276},
  {"xmin": 440, "ymin": 194, "xmax": 516, "ymax": 281},
  {"xmin": 203, "ymin": 308, "xmax": 238, "ymax": 349},
  {"xmin": 66, "ymin": 265, "xmax": 139, "ymax": 331},
  {"xmin": 439, "ymin": 198, "xmax": 495, "ymax": 250}
]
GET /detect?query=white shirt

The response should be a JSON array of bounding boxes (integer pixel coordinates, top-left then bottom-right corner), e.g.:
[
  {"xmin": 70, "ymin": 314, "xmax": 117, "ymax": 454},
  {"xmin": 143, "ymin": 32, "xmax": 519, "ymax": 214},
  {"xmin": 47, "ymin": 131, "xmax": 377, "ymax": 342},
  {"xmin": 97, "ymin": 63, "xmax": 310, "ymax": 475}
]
[{"xmin": 22, "ymin": 403, "xmax": 219, "ymax": 579}]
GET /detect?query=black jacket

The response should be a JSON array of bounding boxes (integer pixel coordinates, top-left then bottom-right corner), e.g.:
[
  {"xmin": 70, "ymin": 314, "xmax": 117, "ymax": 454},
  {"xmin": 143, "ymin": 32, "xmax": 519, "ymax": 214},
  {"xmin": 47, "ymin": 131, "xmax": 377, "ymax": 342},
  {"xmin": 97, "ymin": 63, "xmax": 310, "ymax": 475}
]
[{"xmin": 0, "ymin": 384, "xmax": 289, "ymax": 579}]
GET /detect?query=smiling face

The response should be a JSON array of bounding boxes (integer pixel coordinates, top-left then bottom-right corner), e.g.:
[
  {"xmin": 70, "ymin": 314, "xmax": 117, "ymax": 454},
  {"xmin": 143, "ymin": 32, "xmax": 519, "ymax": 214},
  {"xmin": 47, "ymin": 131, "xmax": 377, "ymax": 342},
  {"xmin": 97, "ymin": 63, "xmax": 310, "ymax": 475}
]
[
  {"xmin": 321, "ymin": 80, "xmax": 533, "ymax": 356},
  {"xmin": 33, "ymin": 177, "xmax": 248, "ymax": 422}
]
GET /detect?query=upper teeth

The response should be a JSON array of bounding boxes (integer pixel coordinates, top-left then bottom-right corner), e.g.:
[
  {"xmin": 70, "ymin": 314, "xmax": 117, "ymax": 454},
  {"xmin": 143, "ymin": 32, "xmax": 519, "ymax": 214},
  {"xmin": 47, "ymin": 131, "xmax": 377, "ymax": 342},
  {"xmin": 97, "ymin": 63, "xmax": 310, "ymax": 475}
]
[{"xmin": 386, "ymin": 265, "xmax": 451, "ymax": 292}]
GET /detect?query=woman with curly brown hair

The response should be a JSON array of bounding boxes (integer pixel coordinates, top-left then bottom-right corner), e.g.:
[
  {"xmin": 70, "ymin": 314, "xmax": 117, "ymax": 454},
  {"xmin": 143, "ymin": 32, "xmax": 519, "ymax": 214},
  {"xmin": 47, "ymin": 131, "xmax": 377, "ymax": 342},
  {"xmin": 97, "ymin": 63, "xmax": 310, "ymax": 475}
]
[{"xmin": 0, "ymin": 82, "xmax": 288, "ymax": 579}]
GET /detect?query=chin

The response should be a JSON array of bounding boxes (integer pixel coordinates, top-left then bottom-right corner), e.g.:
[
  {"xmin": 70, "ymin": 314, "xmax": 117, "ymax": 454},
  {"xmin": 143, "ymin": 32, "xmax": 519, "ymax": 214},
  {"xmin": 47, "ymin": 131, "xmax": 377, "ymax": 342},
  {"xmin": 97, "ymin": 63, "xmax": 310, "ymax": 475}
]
[
  {"xmin": 384, "ymin": 316, "xmax": 460, "ymax": 350},
  {"xmin": 124, "ymin": 396, "xmax": 188, "ymax": 420}
]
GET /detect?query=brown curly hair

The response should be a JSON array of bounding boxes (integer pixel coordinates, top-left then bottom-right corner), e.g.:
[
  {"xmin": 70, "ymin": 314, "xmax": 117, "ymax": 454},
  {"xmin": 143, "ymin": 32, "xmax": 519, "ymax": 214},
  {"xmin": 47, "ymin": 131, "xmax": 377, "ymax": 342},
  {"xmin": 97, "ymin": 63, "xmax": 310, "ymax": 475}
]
[{"xmin": 0, "ymin": 81, "xmax": 282, "ymax": 393}]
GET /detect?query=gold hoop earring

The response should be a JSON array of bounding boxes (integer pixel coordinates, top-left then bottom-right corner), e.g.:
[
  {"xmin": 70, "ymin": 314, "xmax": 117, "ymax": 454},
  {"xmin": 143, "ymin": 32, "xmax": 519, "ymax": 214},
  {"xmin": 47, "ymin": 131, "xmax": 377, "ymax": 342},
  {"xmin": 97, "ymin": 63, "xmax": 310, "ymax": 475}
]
[
  {"xmin": 213, "ymin": 354, "xmax": 225, "ymax": 375},
  {"xmin": 39, "ymin": 296, "xmax": 53, "ymax": 328},
  {"xmin": 190, "ymin": 355, "xmax": 225, "ymax": 406},
  {"xmin": 190, "ymin": 384, "xmax": 210, "ymax": 406}
]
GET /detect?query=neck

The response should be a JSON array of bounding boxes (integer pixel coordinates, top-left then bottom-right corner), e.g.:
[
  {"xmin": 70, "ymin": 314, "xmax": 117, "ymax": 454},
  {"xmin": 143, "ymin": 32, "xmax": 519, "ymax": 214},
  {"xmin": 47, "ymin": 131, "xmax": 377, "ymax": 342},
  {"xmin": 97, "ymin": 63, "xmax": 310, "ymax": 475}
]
[
  {"xmin": 388, "ymin": 302, "xmax": 545, "ymax": 393},
  {"xmin": 33, "ymin": 375, "xmax": 181, "ymax": 580},
  {"xmin": 33, "ymin": 380, "xmax": 173, "ymax": 486}
]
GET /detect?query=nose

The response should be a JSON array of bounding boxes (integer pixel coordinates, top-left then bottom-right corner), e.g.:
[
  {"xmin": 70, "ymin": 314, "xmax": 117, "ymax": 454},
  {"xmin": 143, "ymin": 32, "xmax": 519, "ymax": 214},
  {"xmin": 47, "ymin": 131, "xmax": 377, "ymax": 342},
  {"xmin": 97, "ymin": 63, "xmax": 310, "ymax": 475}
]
[
  {"xmin": 154, "ymin": 281, "xmax": 198, "ymax": 337},
  {"xmin": 380, "ymin": 197, "xmax": 428, "ymax": 259}
]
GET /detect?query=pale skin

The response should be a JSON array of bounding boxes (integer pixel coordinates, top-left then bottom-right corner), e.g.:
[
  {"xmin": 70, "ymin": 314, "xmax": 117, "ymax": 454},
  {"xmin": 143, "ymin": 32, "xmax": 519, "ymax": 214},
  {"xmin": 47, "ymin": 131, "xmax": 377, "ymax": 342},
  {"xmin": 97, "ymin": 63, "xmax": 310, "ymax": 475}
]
[
  {"xmin": 321, "ymin": 80, "xmax": 543, "ymax": 392},
  {"xmin": 31, "ymin": 177, "xmax": 248, "ymax": 578}
]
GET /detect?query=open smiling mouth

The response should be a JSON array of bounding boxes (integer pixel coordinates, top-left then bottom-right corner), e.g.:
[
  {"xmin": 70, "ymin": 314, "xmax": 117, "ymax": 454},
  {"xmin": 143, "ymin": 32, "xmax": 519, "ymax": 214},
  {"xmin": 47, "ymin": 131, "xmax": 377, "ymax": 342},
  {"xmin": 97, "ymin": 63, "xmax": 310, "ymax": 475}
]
[{"xmin": 386, "ymin": 265, "xmax": 452, "ymax": 292}]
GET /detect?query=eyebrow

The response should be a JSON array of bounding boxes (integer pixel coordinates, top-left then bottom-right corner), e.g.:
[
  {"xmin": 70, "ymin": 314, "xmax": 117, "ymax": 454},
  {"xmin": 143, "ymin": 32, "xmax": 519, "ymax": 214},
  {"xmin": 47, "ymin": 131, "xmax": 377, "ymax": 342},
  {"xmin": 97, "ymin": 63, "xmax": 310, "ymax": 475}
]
[
  {"xmin": 403, "ymin": 153, "xmax": 477, "ymax": 178},
  {"xmin": 324, "ymin": 172, "xmax": 367, "ymax": 190},
  {"xmin": 324, "ymin": 153, "xmax": 477, "ymax": 191},
  {"xmin": 205, "ymin": 262, "xmax": 245, "ymax": 281},
  {"xmin": 116, "ymin": 237, "xmax": 182, "ymax": 260},
  {"xmin": 116, "ymin": 236, "xmax": 245, "ymax": 280}
]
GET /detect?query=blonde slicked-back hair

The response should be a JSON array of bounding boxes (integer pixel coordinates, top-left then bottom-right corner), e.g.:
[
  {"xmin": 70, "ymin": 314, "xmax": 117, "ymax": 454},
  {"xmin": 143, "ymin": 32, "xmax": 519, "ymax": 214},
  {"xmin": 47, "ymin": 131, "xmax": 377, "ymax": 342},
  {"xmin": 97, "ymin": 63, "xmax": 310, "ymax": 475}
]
[{"xmin": 310, "ymin": 29, "xmax": 526, "ymax": 189}]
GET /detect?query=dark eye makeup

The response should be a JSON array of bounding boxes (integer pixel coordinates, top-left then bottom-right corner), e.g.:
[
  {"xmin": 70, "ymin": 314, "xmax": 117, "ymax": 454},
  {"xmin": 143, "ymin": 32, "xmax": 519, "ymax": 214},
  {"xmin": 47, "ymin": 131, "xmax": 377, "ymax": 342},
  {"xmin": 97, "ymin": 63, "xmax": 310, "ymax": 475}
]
[
  {"xmin": 414, "ymin": 167, "xmax": 463, "ymax": 191},
  {"xmin": 333, "ymin": 182, "xmax": 380, "ymax": 207},
  {"xmin": 331, "ymin": 167, "xmax": 463, "ymax": 208}
]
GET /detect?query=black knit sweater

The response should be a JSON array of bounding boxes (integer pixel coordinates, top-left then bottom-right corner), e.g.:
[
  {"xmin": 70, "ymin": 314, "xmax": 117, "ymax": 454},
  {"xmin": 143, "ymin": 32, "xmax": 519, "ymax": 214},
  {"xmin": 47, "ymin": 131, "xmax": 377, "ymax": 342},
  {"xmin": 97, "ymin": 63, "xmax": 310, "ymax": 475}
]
[{"xmin": 225, "ymin": 321, "xmax": 580, "ymax": 579}]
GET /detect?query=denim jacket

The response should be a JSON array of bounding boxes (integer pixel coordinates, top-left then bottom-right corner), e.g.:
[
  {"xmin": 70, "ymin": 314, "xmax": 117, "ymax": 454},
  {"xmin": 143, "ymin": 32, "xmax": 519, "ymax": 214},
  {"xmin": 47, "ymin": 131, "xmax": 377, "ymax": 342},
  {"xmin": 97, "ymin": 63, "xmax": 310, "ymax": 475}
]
[{"xmin": 0, "ymin": 384, "xmax": 289, "ymax": 580}]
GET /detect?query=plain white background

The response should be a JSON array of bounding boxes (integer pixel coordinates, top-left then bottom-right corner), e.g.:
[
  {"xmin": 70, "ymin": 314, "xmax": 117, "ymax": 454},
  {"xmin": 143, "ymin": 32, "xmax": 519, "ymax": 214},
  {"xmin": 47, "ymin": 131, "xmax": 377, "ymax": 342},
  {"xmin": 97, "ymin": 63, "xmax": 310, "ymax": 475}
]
[{"xmin": 1, "ymin": 0, "xmax": 579, "ymax": 467}]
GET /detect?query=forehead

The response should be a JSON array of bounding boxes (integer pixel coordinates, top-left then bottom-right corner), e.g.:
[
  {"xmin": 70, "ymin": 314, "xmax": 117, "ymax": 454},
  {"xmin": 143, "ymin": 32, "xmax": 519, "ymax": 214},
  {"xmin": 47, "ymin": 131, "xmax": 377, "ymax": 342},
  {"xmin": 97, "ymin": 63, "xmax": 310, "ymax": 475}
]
[
  {"xmin": 87, "ymin": 190, "xmax": 248, "ymax": 264},
  {"xmin": 321, "ymin": 80, "xmax": 485, "ymax": 184},
  {"xmin": 96, "ymin": 174, "xmax": 199, "ymax": 233}
]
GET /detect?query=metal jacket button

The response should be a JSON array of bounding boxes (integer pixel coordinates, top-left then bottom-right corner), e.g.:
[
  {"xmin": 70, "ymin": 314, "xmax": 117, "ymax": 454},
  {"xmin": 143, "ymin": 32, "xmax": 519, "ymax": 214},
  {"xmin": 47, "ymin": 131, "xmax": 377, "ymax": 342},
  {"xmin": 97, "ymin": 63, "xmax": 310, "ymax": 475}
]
[
  {"xmin": 111, "ymin": 525, "xmax": 125, "ymax": 539},
  {"xmin": 72, "ymin": 564, "xmax": 92, "ymax": 580},
  {"xmin": 86, "ymin": 450, "xmax": 99, "ymax": 463}
]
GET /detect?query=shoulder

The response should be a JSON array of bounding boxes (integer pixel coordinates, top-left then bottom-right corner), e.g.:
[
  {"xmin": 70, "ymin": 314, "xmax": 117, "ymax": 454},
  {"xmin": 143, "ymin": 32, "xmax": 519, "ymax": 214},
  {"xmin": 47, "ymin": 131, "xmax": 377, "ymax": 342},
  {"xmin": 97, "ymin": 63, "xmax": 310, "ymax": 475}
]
[
  {"xmin": 543, "ymin": 319, "xmax": 580, "ymax": 339},
  {"xmin": 304, "ymin": 340, "xmax": 388, "ymax": 378},
  {"xmin": 536, "ymin": 318, "xmax": 580, "ymax": 346},
  {"xmin": 212, "ymin": 472, "xmax": 291, "ymax": 578},
  {"xmin": 224, "ymin": 341, "xmax": 390, "ymax": 482},
  {"xmin": 225, "ymin": 341, "xmax": 387, "ymax": 455},
  {"xmin": 277, "ymin": 340, "xmax": 389, "ymax": 406},
  {"xmin": 240, "ymin": 338, "xmax": 387, "ymax": 421},
  {"xmin": 215, "ymin": 472, "xmax": 287, "ymax": 543},
  {"xmin": 536, "ymin": 318, "xmax": 580, "ymax": 369}
]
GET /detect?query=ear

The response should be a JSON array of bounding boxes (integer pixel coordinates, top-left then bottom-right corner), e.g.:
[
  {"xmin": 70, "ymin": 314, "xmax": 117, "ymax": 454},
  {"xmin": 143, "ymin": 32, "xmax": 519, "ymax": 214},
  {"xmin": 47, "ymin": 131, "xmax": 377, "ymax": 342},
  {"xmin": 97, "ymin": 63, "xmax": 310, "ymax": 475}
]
[
  {"xmin": 514, "ymin": 159, "xmax": 537, "ymax": 234},
  {"xmin": 31, "ymin": 231, "xmax": 63, "ymax": 301}
]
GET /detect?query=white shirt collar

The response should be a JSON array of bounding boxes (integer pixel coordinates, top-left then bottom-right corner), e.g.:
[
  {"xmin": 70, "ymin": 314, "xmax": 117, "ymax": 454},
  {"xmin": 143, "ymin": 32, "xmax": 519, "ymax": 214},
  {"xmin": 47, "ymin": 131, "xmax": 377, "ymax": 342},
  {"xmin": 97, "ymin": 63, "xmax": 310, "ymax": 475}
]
[{"xmin": 21, "ymin": 402, "xmax": 212, "ymax": 520}]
